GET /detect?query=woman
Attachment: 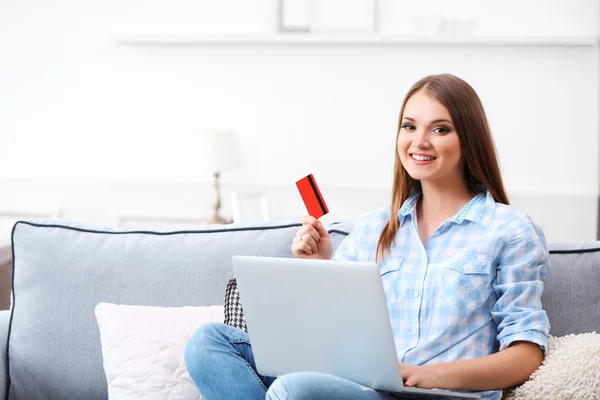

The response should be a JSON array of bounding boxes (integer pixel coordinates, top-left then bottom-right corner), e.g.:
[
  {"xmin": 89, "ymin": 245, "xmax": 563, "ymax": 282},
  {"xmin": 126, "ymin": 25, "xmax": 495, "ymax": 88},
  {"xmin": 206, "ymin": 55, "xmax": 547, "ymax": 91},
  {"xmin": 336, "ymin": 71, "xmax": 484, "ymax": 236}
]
[{"xmin": 185, "ymin": 74, "xmax": 550, "ymax": 400}]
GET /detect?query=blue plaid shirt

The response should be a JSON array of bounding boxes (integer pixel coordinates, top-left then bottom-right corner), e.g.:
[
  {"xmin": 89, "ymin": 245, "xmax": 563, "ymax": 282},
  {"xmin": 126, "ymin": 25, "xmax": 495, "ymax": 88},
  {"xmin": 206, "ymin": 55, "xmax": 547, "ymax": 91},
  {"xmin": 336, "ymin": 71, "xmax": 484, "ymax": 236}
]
[{"xmin": 333, "ymin": 187, "xmax": 550, "ymax": 400}]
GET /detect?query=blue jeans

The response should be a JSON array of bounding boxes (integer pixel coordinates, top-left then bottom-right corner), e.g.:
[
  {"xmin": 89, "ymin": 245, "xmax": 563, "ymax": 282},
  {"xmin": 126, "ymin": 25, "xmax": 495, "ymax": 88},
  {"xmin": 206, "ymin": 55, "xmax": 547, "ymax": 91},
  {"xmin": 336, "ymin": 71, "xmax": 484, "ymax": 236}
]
[{"xmin": 185, "ymin": 322, "xmax": 400, "ymax": 400}]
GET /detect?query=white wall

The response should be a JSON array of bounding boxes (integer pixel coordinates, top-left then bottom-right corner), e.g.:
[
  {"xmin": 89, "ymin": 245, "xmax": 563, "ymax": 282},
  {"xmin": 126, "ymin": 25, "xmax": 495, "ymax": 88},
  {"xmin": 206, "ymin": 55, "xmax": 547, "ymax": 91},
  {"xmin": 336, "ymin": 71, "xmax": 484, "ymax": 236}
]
[{"xmin": 0, "ymin": 0, "xmax": 598, "ymax": 242}]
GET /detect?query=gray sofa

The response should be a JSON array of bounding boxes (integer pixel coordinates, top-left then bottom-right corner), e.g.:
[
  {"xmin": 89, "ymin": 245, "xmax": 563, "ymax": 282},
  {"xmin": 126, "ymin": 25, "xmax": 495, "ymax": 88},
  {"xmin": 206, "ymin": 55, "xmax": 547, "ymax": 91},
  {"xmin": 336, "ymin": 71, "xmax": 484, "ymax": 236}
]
[{"xmin": 1, "ymin": 219, "xmax": 599, "ymax": 399}]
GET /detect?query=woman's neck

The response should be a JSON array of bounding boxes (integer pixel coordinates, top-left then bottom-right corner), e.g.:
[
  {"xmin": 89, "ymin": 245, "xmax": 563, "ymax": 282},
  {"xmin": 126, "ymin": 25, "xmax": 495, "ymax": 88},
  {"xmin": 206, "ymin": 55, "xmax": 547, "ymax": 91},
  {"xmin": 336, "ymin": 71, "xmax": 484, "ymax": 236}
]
[{"xmin": 418, "ymin": 179, "xmax": 475, "ymax": 222}]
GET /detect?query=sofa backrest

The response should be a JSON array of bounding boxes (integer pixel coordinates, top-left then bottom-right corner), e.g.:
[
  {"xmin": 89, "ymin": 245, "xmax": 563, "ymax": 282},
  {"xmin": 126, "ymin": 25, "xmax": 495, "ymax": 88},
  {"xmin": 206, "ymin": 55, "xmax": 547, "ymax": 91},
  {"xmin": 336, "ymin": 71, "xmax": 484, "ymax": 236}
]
[
  {"xmin": 6, "ymin": 220, "xmax": 351, "ymax": 400},
  {"xmin": 544, "ymin": 242, "xmax": 600, "ymax": 337}
]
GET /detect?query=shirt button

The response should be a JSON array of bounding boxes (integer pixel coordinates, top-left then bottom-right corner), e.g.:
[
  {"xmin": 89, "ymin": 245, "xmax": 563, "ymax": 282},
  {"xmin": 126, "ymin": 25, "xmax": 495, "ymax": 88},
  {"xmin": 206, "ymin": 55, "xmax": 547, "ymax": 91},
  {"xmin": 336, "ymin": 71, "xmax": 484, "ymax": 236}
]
[
  {"xmin": 414, "ymin": 291, "xmax": 419, "ymax": 297},
  {"xmin": 434, "ymin": 231, "xmax": 440, "ymax": 236},
  {"xmin": 412, "ymin": 329, "xmax": 417, "ymax": 335}
]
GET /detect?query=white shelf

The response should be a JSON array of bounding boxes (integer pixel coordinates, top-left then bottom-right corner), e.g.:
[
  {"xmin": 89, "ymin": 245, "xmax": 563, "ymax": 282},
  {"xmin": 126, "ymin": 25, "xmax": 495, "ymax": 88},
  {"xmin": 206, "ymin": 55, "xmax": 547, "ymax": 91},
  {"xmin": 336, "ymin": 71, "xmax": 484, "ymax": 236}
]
[{"xmin": 114, "ymin": 34, "xmax": 600, "ymax": 47}]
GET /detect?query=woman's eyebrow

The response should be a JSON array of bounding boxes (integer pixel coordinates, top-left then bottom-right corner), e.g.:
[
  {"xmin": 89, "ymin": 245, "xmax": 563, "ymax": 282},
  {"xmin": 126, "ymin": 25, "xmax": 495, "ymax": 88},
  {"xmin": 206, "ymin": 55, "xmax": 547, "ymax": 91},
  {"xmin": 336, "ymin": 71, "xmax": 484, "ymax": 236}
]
[
  {"xmin": 402, "ymin": 117, "xmax": 453, "ymax": 125},
  {"xmin": 431, "ymin": 118, "xmax": 453, "ymax": 124}
]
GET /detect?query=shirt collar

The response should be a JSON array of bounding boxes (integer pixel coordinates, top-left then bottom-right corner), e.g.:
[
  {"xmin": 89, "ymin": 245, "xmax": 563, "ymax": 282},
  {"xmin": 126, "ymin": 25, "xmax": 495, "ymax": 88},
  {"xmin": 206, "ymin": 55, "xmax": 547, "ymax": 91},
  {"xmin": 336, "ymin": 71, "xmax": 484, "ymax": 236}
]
[
  {"xmin": 397, "ymin": 184, "xmax": 496, "ymax": 227},
  {"xmin": 457, "ymin": 188, "xmax": 496, "ymax": 227},
  {"xmin": 398, "ymin": 189, "xmax": 421, "ymax": 227}
]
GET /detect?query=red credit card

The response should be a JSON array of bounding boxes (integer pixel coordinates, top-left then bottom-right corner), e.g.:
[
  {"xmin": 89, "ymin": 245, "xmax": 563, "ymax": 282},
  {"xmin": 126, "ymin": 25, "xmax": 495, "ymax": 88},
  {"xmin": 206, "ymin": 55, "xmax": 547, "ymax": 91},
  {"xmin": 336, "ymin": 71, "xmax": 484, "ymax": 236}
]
[{"xmin": 296, "ymin": 174, "xmax": 329, "ymax": 218}]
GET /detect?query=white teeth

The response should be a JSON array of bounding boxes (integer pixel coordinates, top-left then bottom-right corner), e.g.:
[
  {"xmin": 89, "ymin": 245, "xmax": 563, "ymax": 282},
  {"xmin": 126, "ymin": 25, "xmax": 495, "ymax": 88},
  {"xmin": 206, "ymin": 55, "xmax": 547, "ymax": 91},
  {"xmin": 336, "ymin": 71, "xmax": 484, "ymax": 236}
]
[{"xmin": 411, "ymin": 154, "xmax": 435, "ymax": 161}]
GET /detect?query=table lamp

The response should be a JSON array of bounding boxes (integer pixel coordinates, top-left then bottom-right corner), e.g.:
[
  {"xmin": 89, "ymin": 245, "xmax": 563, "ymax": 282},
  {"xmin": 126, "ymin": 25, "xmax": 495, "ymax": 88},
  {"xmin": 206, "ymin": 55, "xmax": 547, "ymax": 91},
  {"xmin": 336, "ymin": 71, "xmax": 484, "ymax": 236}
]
[{"xmin": 193, "ymin": 129, "xmax": 242, "ymax": 224}]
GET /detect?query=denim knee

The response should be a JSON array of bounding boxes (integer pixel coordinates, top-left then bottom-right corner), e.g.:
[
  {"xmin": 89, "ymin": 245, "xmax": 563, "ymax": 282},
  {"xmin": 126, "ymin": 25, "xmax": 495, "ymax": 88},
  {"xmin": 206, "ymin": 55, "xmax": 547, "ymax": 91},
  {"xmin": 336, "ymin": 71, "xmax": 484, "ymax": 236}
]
[
  {"xmin": 184, "ymin": 322, "xmax": 226, "ymax": 378},
  {"xmin": 266, "ymin": 372, "xmax": 325, "ymax": 400}
]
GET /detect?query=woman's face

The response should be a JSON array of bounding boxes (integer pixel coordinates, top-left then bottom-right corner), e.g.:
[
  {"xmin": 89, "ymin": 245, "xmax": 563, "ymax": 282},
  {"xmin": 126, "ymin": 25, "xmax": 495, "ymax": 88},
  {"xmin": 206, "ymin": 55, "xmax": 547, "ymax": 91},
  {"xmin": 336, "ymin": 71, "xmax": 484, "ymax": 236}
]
[{"xmin": 397, "ymin": 90, "xmax": 463, "ymax": 185}]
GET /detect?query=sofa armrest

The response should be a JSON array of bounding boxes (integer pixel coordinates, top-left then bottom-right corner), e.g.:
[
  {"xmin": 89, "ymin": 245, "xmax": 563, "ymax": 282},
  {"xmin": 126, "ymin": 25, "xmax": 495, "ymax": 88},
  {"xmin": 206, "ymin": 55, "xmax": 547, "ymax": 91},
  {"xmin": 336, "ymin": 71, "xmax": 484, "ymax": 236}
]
[{"xmin": 0, "ymin": 310, "xmax": 9, "ymax": 400}]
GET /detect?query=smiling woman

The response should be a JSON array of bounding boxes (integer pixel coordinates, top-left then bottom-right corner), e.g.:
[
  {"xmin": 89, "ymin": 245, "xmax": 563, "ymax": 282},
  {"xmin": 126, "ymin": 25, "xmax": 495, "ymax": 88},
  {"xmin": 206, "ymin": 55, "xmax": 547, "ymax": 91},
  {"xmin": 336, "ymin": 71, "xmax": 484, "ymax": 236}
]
[
  {"xmin": 380, "ymin": 74, "xmax": 508, "ymax": 254},
  {"xmin": 185, "ymin": 74, "xmax": 550, "ymax": 400},
  {"xmin": 398, "ymin": 96, "xmax": 461, "ymax": 183}
]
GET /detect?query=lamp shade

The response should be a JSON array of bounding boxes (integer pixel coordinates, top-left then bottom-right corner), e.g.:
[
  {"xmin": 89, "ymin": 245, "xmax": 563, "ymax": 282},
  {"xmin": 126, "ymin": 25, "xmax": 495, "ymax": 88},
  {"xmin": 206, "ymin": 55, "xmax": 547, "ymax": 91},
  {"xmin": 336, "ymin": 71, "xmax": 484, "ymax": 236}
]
[{"xmin": 192, "ymin": 129, "xmax": 242, "ymax": 173}]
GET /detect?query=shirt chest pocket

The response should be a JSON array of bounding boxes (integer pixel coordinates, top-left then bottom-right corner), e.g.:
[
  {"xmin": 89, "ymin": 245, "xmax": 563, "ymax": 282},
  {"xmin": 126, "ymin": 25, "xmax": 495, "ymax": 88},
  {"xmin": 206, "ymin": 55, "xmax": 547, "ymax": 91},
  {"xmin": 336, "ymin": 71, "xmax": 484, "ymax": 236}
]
[
  {"xmin": 380, "ymin": 258, "xmax": 403, "ymax": 305},
  {"xmin": 440, "ymin": 253, "xmax": 493, "ymax": 310}
]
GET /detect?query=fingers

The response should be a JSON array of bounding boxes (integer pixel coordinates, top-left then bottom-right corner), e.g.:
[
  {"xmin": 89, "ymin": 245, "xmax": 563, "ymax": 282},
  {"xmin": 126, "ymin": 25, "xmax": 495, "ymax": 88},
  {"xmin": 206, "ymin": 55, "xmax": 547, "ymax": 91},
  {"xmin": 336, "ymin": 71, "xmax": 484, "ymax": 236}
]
[
  {"xmin": 291, "ymin": 224, "xmax": 317, "ymax": 256},
  {"xmin": 405, "ymin": 376, "xmax": 417, "ymax": 387},
  {"xmin": 291, "ymin": 233, "xmax": 315, "ymax": 256},
  {"xmin": 292, "ymin": 234, "xmax": 316, "ymax": 256},
  {"xmin": 302, "ymin": 215, "xmax": 319, "ymax": 226},
  {"xmin": 302, "ymin": 215, "xmax": 329, "ymax": 238},
  {"xmin": 296, "ymin": 232, "xmax": 318, "ymax": 254},
  {"xmin": 292, "ymin": 216, "xmax": 329, "ymax": 258},
  {"xmin": 292, "ymin": 224, "xmax": 318, "ymax": 254},
  {"xmin": 398, "ymin": 363, "xmax": 417, "ymax": 388},
  {"xmin": 291, "ymin": 241, "xmax": 304, "ymax": 257},
  {"xmin": 298, "ymin": 223, "xmax": 320, "ymax": 246},
  {"xmin": 399, "ymin": 363, "xmax": 410, "ymax": 381}
]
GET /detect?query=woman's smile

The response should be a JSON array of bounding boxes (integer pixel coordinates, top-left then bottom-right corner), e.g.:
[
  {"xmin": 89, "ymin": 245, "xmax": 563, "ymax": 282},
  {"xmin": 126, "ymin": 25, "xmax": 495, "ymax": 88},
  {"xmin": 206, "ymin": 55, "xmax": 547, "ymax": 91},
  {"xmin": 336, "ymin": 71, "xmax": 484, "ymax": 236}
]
[{"xmin": 409, "ymin": 153, "xmax": 437, "ymax": 165}]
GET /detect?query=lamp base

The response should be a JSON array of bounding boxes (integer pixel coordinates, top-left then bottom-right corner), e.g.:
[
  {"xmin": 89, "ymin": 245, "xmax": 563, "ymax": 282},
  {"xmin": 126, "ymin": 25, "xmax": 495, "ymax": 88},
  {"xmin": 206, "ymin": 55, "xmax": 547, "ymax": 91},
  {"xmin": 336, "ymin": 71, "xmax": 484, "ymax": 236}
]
[
  {"xmin": 202, "ymin": 170, "xmax": 232, "ymax": 225},
  {"xmin": 202, "ymin": 214, "xmax": 231, "ymax": 225}
]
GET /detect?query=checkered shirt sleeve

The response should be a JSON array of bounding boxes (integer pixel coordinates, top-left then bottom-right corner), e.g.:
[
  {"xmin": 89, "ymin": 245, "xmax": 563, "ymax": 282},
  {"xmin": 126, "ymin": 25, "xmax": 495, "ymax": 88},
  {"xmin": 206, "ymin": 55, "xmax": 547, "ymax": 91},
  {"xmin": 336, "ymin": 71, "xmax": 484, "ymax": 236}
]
[{"xmin": 492, "ymin": 216, "xmax": 550, "ymax": 352}]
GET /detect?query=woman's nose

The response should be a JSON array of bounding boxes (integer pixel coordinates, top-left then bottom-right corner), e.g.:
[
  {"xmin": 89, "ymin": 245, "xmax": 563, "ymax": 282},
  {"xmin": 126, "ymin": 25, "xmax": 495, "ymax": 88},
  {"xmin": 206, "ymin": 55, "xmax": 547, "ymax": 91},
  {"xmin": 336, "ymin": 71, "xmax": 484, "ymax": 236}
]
[{"xmin": 412, "ymin": 130, "xmax": 431, "ymax": 149}]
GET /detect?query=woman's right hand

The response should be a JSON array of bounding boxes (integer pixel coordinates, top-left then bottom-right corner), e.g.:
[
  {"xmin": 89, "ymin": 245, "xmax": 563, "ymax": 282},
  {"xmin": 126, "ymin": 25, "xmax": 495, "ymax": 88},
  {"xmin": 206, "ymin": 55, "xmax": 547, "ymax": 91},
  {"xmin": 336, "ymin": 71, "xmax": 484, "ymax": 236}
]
[{"xmin": 291, "ymin": 215, "xmax": 333, "ymax": 260}]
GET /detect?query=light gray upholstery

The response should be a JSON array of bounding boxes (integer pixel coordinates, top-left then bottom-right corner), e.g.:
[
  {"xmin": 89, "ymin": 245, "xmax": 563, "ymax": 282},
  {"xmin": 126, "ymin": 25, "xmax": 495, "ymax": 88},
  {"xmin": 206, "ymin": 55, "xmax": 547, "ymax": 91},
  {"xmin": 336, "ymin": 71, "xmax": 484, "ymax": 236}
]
[
  {"xmin": 327, "ymin": 222, "xmax": 354, "ymax": 250},
  {"xmin": 1, "ymin": 310, "xmax": 9, "ymax": 400},
  {"xmin": 544, "ymin": 242, "xmax": 600, "ymax": 336},
  {"xmin": 7, "ymin": 219, "xmax": 302, "ymax": 400}
]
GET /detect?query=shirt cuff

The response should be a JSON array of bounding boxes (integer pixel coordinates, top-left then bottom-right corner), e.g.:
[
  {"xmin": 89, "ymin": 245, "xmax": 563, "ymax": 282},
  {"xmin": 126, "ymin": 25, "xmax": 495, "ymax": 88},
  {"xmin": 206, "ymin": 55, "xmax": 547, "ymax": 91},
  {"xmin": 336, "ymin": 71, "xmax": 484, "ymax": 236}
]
[{"xmin": 498, "ymin": 330, "xmax": 548, "ymax": 354}]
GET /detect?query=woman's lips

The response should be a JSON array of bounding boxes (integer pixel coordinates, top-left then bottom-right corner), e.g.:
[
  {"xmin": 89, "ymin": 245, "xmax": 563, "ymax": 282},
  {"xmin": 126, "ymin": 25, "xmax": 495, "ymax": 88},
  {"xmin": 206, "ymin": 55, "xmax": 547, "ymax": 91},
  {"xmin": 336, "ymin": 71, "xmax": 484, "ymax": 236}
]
[{"xmin": 409, "ymin": 154, "xmax": 436, "ymax": 166}]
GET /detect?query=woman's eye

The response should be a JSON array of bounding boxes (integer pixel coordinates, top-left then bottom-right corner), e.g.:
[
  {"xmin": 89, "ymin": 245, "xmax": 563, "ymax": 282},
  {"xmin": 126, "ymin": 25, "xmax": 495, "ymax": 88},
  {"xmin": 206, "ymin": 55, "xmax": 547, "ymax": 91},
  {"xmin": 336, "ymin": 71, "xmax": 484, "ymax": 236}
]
[
  {"xmin": 433, "ymin": 126, "xmax": 450, "ymax": 134},
  {"xmin": 402, "ymin": 124, "xmax": 415, "ymax": 130}
]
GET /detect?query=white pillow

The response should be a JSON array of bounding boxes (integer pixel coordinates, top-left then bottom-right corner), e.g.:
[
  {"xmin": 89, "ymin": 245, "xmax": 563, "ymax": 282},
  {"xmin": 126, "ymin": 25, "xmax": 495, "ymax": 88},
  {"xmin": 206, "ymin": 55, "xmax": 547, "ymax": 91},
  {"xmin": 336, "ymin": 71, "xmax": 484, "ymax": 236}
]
[
  {"xmin": 94, "ymin": 302, "xmax": 224, "ymax": 400},
  {"xmin": 503, "ymin": 332, "xmax": 600, "ymax": 400}
]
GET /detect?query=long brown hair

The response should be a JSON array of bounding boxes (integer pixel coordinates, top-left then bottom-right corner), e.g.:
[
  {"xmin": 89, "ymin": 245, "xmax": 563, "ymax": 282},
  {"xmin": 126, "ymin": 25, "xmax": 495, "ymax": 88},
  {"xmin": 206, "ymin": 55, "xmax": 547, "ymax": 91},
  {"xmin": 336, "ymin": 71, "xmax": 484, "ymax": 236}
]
[{"xmin": 376, "ymin": 74, "xmax": 509, "ymax": 262}]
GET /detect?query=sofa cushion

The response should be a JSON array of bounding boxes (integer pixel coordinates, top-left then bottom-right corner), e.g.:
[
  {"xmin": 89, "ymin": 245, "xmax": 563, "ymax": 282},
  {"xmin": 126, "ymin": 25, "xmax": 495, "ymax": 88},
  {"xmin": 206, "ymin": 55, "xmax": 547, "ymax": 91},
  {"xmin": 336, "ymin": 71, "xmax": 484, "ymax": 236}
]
[
  {"xmin": 94, "ymin": 303, "xmax": 224, "ymax": 400},
  {"xmin": 503, "ymin": 332, "xmax": 600, "ymax": 399},
  {"xmin": 7, "ymin": 219, "xmax": 303, "ymax": 400},
  {"xmin": 544, "ymin": 242, "xmax": 600, "ymax": 337}
]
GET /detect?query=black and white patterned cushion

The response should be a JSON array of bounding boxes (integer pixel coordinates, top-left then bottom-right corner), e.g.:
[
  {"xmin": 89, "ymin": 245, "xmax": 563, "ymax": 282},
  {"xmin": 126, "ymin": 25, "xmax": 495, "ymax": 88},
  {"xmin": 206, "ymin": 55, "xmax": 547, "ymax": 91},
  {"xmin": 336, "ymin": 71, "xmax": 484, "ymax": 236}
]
[{"xmin": 224, "ymin": 278, "xmax": 248, "ymax": 332}]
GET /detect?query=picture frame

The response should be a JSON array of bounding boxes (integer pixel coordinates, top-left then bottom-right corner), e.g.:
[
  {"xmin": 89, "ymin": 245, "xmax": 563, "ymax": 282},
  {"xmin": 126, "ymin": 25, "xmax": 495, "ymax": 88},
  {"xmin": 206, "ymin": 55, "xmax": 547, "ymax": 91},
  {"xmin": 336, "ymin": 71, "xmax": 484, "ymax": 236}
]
[{"xmin": 278, "ymin": 0, "xmax": 311, "ymax": 32}]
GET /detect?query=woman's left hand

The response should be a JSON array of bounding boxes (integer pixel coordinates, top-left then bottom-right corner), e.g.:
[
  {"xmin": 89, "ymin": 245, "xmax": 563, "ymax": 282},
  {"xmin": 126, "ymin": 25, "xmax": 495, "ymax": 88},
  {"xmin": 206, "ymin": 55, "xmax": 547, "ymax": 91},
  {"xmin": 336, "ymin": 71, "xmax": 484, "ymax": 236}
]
[{"xmin": 399, "ymin": 362, "xmax": 443, "ymax": 389}]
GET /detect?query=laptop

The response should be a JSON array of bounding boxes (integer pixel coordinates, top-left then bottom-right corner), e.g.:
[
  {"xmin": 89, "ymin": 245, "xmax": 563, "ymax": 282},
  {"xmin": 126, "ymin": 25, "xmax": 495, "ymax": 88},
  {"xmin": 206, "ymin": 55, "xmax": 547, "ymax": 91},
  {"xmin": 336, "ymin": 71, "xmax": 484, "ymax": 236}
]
[{"xmin": 231, "ymin": 255, "xmax": 481, "ymax": 399}]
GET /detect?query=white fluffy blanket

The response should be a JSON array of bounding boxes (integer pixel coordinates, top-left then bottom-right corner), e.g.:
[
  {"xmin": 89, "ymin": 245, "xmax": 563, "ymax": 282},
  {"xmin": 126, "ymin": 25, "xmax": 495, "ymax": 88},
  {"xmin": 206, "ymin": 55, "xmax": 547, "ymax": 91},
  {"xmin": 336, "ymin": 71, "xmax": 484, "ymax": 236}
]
[{"xmin": 503, "ymin": 332, "xmax": 600, "ymax": 400}]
